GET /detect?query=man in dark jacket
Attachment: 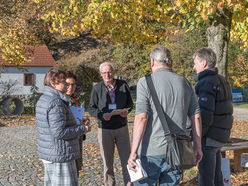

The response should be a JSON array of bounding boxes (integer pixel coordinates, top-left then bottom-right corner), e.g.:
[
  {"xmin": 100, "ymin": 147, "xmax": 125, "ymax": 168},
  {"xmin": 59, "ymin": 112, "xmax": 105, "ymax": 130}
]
[
  {"xmin": 193, "ymin": 48, "xmax": 233, "ymax": 186},
  {"xmin": 88, "ymin": 62, "xmax": 133, "ymax": 186}
]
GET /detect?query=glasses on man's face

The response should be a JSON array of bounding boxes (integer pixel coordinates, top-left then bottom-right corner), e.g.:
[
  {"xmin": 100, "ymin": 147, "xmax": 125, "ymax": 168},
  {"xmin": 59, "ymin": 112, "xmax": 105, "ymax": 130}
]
[{"xmin": 101, "ymin": 71, "xmax": 113, "ymax": 75}]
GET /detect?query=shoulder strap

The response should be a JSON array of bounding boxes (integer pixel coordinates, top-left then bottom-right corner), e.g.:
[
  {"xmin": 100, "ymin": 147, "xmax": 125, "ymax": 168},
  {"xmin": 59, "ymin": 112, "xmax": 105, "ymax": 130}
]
[{"xmin": 145, "ymin": 75, "xmax": 171, "ymax": 136}]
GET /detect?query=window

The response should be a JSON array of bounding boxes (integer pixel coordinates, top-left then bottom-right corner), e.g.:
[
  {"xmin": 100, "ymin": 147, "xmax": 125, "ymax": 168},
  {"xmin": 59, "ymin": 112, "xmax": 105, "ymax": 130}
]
[{"xmin": 24, "ymin": 73, "xmax": 34, "ymax": 86}]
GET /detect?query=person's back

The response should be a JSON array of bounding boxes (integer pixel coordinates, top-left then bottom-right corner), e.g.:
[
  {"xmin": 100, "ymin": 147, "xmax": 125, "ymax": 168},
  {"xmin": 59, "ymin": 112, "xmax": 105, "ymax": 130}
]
[
  {"xmin": 128, "ymin": 46, "xmax": 202, "ymax": 186},
  {"xmin": 136, "ymin": 69, "xmax": 198, "ymax": 156}
]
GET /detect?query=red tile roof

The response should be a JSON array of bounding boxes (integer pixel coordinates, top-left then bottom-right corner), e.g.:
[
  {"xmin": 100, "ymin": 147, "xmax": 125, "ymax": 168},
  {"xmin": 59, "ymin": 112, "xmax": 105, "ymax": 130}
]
[{"xmin": 0, "ymin": 45, "xmax": 56, "ymax": 67}]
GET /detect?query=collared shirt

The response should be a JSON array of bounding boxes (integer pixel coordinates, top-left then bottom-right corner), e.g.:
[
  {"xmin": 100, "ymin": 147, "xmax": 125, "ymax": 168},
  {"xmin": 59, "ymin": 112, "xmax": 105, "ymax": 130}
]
[
  {"xmin": 106, "ymin": 85, "xmax": 116, "ymax": 103},
  {"xmin": 105, "ymin": 80, "xmax": 116, "ymax": 103}
]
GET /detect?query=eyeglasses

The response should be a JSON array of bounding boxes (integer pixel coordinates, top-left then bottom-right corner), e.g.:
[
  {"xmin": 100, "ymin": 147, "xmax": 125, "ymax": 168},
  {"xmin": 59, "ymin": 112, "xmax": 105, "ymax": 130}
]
[
  {"xmin": 67, "ymin": 83, "xmax": 76, "ymax": 87},
  {"xmin": 101, "ymin": 71, "xmax": 113, "ymax": 75}
]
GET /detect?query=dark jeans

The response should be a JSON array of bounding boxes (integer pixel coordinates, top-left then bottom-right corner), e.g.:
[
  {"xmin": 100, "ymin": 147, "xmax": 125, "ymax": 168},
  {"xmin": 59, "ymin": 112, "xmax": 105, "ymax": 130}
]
[{"xmin": 198, "ymin": 139, "xmax": 224, "ymax": 186}]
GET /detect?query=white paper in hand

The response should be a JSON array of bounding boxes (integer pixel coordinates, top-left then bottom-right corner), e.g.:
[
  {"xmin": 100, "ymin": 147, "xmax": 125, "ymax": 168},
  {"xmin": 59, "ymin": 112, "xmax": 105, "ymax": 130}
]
[{"xmin": 127, "ymin": 159, "xmax": 148, "ymax": 182}]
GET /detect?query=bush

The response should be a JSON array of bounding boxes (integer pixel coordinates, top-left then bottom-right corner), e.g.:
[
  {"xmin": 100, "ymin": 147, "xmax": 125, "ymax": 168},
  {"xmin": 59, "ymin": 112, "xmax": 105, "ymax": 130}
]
[
  {"xmin": 111, "ymin": 44, "xmax": 151, "ymax": 85},
  {"xmin": 26, "ymin": 85, "xmax": 42, "ymax": 113},
  {"xmin": 23, "ymin": 106, "xmax": 35, "ymax": 114},
  {"xmin": 75, "ymin": 64, "xmax": 101, "ymax": 108},
  {"xmin": 60, "ymin": 64, "xmax": 101, "ymax": 108}
]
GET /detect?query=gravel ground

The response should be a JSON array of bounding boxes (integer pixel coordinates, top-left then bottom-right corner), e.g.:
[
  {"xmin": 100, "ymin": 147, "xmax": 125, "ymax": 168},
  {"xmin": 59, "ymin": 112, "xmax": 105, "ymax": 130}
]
[
  {"xmin": 233, "ymin": 107, "xmax": 248, "ymax": 121},
  {"xmin": 0, "ymin": 125, "xmax": 127, "ymax": 186},
  {"xmin": 0, "ymin": 108, "xmax": 247, "ymax": 186}
]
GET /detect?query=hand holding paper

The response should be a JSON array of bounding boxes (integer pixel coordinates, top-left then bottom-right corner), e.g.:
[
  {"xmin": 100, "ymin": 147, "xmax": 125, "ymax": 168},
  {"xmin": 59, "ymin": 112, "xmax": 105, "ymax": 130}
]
[
  {"xmin": 110, "ymin": 108, "xmax": 130, "ymax": 116},
  {"xmin": 127, "ymin": 159, "xmax": 148, "ymax": 182},
  {"xmin": 80, "ymin": 118, "xmax": 91, "ymax": 133},
  {"xmin": 120, "ymin": 109, "xmax": 128, "ymax": 118},
  {"xmin": 103, "ymin": 113, "xmax": 112, "ymax": 120}
]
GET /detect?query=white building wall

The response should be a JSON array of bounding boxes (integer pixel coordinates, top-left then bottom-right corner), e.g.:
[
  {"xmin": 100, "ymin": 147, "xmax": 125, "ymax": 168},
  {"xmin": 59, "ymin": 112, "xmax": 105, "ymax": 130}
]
[{"xmin": 0, "ymin": 66, "xmax": 51, "ymax": 95}]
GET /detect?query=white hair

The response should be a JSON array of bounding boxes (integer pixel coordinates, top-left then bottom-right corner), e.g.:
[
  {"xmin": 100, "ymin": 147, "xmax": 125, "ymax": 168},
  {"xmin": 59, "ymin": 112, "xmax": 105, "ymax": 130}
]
[
  {"xmin": 99, "ymin": 62, "xmax": 115, "ymax": 72},
  {"xmin": 150, "ymin": 46, "xmax": 172, "ymax": 66}
]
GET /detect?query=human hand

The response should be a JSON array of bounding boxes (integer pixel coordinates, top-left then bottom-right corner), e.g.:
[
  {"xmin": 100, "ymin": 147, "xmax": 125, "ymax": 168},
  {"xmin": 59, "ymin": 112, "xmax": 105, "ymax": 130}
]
[
  {"xmin": 120, "ymin": 110, "xmax": 128, "ymax": 118},
  {"xmin": 80, "ymin": 117, "xmax": 90, "ymax": 126},
  {"xmin": 84, "ymin": 125, "xmax": 91, "ymax": 134},
  {"xmin": 128, "ymin": 153, "xmax": 138, "ymax": 172},
  {"xmin": 103, "ymin": 113, "xmax": 112, "ymax": 121},
  {"xmin": 194, "ymin": 145, "xmax": 203, "ymax": 165},
  {"xmin": 80, "ymin": 118, "xmax": 91, "ymax": 133}
]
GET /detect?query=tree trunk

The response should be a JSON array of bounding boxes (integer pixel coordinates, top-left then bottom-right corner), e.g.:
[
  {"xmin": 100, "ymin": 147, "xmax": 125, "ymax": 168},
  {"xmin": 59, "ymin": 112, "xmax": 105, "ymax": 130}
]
[{"xmin": 207, "ymin": 8, "xmax": 232, "ymax": 78}]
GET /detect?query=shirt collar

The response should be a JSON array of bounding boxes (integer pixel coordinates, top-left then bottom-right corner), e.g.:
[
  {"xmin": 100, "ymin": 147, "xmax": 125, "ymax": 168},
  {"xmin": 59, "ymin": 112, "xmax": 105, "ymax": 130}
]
[{"xmin": 155, "ymin": 67, "xmax": 172, "ymax": 72}]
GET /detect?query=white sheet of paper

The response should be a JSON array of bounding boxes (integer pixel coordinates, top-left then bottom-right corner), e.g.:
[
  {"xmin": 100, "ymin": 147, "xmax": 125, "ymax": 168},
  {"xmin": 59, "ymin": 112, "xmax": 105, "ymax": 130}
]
[
  {"xmin": 70, "ymin": 106, "xmax": 85, "ymax": 125},
  {"xmin": 127, "ymin": 159, "xmax": 147, "ymax": 183}
]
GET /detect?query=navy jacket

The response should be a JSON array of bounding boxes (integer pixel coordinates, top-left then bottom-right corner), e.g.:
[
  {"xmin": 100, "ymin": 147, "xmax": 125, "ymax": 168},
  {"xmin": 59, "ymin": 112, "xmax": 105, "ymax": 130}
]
[
  {"xmin": 88, "ymin": 79, "xmax": 133, "ymax": 129},
  {"xmin": 194, "ymin": 68, "xmax": 233, "ymax": 143},
  {"xmin": 36, "ymin": 86, "xmax": 84, "ymax": 162}
]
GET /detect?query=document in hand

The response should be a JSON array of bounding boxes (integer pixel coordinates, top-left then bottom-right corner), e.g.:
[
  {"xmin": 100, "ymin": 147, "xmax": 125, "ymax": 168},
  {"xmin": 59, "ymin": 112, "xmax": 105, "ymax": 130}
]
[
  {"xmin": 70, "ymin": 106, "xmax": 85, "ymax": 125},
  {"xmin": 127, "ymin": 159, "xmax": 148, "ymax": 183},
  {"xmin": 110, "ymin": 108, "xmax": 130, "ymax": 116}
]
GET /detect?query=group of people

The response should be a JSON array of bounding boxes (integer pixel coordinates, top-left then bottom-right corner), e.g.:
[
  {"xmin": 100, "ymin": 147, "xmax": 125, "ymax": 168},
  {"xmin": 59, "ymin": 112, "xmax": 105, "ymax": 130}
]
[{"xmin": 36, "ymin": 45, "xmax": 233, "ymax": 186}]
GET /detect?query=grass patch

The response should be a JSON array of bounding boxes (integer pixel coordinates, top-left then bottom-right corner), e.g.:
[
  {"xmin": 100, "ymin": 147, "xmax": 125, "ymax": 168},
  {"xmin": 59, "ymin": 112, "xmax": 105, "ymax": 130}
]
[
  {"xmin": 129, "ymin": 108, "xmax": 136, "ymax": 117},
  {"xmin": 184, "ymin": 167, "xmax": 198, "ymax": 178},
  {"xmin": 234, "ymin": 103, "xmax": 248, "ymax": 108},
  {"xmin": 180, "ymin": 167, "xmax": 198, "ymax": 185}
]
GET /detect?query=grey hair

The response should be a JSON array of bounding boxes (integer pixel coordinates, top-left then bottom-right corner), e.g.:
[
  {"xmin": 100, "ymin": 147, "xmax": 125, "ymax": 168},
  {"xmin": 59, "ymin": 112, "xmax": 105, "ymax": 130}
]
[
  {"xmin": 193, "ymin": 48, "xmax": 216, "ymax": 68},
  {"xmin": 150, "ymin": 46, "xmax": 173, "ymax": 66},
  {"xmin": 99, "ymin": 62, "xmax": 115, "ymax": 72}
]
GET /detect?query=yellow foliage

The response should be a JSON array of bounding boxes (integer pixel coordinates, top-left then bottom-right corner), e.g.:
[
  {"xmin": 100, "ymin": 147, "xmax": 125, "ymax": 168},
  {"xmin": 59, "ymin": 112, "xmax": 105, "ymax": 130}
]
[
  {"xmin": 230, "ymin": 54, "xmax": 248, "ymax": 87},
  {"xmin": 1, "ymin": 0, "xmax": 248, "ymax": 65}
]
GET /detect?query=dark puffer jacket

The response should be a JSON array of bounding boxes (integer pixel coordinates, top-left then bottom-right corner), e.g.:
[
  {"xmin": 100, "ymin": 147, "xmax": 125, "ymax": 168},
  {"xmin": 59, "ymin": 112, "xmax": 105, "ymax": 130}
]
[
  {"xmin": 194, "ymin": 68, "xmax": 233, "ymax": 143},
  {"xmin": 36, "ymin": 86, "xmax": 84, "ymax": 162}
]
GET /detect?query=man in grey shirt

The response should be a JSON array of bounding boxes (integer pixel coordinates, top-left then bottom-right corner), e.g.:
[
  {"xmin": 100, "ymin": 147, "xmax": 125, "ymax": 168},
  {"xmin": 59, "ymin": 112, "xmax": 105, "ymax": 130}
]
[{"xmin": 128, "ymin": 46, "xmax": 202, "ymax": 185}]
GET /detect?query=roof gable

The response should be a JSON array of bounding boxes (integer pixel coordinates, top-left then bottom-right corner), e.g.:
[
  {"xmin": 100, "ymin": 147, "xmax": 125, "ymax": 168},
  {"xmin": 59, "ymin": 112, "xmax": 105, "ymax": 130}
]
[{"xmin": 0, "ymin": 45, "xmax": 56, "ymax": 67}]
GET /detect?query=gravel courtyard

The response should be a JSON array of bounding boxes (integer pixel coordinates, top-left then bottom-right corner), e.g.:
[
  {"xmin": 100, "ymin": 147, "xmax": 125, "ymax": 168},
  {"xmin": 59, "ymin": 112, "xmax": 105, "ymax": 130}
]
[{"xmin": 0, "ymin": 108, "xmax": 247, "ymax": 186}]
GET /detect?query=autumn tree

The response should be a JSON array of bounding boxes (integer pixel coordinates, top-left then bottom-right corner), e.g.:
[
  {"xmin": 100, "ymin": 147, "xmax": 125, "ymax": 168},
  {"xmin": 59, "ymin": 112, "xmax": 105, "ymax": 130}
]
[
  {"xmin": 228, "ymin": 43, "xmax": 248, "ymax": 88},
  {"xmin": 0, "ymin": 0, "xmax": 51, "ymax": 65},
  {"xmin": 1, "ymin": 0, "xmax": 248, "ymax": 79},
  {"xmin": 108, "ymin": 27, "xmax": 207, "ymax": 83},
  {"xmin": 32, "ymin": 0, "xmax": 247, "ymax": 77},
  {"xmin": 172, "ymin": 0, "xmax": 248, "ymax": 78}
]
